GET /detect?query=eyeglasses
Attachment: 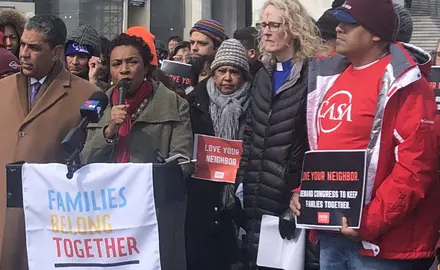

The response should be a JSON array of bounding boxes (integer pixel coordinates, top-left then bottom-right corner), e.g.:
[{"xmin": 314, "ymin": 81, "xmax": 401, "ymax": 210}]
[
  {"xmin": 256, "ymin": 21, "xmax": 285, "ymax": 32},
  {"xmin": 172, "ymin": 56, "xmax": 189, "ymax": 63}
]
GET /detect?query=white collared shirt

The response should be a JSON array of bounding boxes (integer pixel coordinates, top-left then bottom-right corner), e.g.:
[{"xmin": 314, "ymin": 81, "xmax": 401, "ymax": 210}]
[{"xmin": 30, "ymin": 76, "xmax": 47, "ymax": 87}]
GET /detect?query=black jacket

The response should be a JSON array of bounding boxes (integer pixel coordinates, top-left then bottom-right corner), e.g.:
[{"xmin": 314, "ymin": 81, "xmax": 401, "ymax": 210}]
[
  {"xmin": 185, "ymin": 78, "xmax": 240, "ymax": 270},
  {"xmin": 237, "ymin": 59, "xmax": 309, "ymax": 267}
]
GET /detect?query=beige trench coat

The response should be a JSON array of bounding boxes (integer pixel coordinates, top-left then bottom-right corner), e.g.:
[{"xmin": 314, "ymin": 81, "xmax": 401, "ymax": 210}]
[{"xmin": 0, "ymin": 60, "xmax": 100, "ymax": 269}]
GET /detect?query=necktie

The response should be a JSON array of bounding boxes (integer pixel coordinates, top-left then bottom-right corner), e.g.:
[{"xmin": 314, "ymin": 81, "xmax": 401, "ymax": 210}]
[{"xmin": 30, "ymin": 81, "xmax": 42, "ymax": 104}]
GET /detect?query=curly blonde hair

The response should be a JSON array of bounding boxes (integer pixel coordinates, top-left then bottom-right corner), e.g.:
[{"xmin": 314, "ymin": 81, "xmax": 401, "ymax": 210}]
[{"xmin": 259, "ymin": 0, "xmax": 321, "ymax": 61}]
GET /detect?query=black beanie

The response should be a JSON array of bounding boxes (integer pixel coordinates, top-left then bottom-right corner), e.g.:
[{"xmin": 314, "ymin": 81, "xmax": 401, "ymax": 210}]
[
  {"xmin": 317, "ymin": 9, "xmax": 339, "ymax": 40},
  {"xmin": 332, "ymin": 0, "xmax": 345, "ymax": 9}
]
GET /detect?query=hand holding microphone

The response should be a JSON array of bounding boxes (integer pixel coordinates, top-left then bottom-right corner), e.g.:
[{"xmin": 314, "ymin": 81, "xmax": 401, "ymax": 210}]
[
  {"xmin": 105, "ymin": 105, "xmax": 129, "ymax": 138},
  {"xmin": 105, "ymin": 78, "xmax": 131, "ymax": 139}
]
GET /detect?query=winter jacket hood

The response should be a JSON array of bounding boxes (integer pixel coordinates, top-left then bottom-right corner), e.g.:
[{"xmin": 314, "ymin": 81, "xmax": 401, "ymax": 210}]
[
  {"xmin": 66, "ymin": 24, "xmax": 100, "ymax": 57},
  {"xmin": 402, "ymin": 42, "xmax": 432, "ymax": 78}
]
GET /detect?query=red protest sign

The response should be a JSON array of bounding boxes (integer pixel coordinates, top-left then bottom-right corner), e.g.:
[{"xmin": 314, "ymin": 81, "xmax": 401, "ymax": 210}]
[{"xmin": 193, "ymin": 134, "xmax": 243, "ymax": 183}]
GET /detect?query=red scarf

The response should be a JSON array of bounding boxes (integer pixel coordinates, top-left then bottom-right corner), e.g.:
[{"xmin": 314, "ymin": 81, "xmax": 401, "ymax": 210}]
[{"xmin": 112, "ymin": 81, "xmax": 153, "ymax": 163}]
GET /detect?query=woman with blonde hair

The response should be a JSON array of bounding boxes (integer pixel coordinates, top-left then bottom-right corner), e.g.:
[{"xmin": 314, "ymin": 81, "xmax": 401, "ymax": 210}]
[{"xmin": 235, "ymin": 0, "xmax": 320, "ymax": 269}]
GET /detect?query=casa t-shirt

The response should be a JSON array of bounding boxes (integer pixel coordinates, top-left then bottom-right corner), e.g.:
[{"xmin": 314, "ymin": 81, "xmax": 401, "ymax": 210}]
[{"xmin": 317, "ymin": 56, "xmax": 391, "ymax": 150}]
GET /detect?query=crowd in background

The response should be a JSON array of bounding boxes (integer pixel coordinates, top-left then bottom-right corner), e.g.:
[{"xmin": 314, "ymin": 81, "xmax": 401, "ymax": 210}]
[{"xmin": 0, "ymin": 0, "xmax": 438, "ymax": 269}]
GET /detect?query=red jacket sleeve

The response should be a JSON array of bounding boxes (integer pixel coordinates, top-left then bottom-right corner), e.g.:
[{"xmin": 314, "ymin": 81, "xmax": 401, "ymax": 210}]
[{"xmin": 359, "ymin": 79, "xmax": 438, "ymax": 241}]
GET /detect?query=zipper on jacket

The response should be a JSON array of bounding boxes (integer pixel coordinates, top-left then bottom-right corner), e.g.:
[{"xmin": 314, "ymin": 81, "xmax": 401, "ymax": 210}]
[{"xmin": 254, "ymin": 91, "xmax": 275, "ymax": 208}]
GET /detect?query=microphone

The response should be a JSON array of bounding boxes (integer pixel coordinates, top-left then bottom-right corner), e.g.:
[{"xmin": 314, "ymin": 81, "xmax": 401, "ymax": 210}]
[
  {"xmin": 61, "ymin": 91, "xmax": 109, "ymax": 157},
  {"xmin": 117, "ymin": 78, "xmax": 131, "ymax": 105}
]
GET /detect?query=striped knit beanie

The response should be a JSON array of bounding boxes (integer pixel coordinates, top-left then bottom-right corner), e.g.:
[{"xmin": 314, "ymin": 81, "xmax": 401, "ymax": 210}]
[
  {"xmin": 393, "ymin": 3, "xmax": 413, "ymax": 43},
  {"xmin": 190, "ymin": 19, "xmax": 227, "ymax": 45},
  {"xmin": 211, "ymin": 39, "xmax": 250, "ymax": 74}
]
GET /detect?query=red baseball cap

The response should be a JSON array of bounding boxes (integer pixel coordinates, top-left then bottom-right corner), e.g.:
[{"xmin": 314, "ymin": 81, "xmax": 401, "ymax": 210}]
[
  {"xmin": 330, "ymin": 0, "xmax": 397, "ymax": 42},
  {"xmin": 0, "ymin": 32, "xmax": 19, "ymax": 77}
]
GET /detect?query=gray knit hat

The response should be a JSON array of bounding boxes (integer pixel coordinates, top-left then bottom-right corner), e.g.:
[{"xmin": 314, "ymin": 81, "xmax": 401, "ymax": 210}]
[
  {"xmin": 393, "ymin": 3, "xmax": 413, "ymax": 43},
  {"xmin": 211, "ymin": 38, "xmax": 250, "ymax": 74}
]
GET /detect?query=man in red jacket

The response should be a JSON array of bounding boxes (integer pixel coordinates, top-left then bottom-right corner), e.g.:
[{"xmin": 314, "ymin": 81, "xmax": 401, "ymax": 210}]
[{"xmin": 291, "ymin": 0, "xmax": 440, "ymax": 269}]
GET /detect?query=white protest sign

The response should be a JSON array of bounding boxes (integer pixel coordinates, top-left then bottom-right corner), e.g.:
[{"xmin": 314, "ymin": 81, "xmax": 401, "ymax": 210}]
[
  {"xmin": 22, "ymin": 163, "xmax": 161, "ymax": 270},
  {"xmin": 257, "ymin": 215, "xmax": 305, "ymax": 270}
]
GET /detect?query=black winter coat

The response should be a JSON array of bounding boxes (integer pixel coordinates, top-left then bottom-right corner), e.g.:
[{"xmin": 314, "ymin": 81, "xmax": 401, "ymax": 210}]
[
  {"xmin": 236, "ymin": 60, "xmax": 309, "ymax": 268},
  {"xmin": 185, "ymin": 78, "xmax": 241, "ymax": 270}
]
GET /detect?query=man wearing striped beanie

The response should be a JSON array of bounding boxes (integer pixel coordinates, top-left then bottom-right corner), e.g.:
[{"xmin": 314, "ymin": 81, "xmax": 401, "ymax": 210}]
[{"xmin": 189, "ymin": 19, "xmax": 227, "ymax": 59}]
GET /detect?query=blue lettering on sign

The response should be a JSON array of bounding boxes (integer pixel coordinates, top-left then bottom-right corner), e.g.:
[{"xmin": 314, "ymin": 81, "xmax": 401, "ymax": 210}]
[{"xmin": 47, "ymin": 187, "xmax": 129, "ymax": 212}]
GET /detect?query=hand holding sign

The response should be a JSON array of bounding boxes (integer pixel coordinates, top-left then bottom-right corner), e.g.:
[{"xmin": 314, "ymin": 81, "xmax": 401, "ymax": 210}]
[
  {"xmin": 296, "ymin": 150, "xmax": 367, "ymax": 230},
  {"xmin": 341, "ymin": 217, "xmax": 362, "ymax": 242},
  {"xmin": 290, "ymin": 192, "xmax": 301, "ymax": 216}
]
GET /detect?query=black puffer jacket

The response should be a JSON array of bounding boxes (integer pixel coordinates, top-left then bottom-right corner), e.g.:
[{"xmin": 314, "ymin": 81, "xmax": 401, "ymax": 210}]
[{"xmin": 237, "ymin": 59, "xmax": 308, "ymax": 268}]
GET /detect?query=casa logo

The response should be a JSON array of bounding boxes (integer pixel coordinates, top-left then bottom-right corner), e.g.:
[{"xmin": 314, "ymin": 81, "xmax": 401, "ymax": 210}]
[
  {"xmin": 317, "ymin": 90, "xmax": 353, "ymax": 134},
  {"xmin": 72, "ymin": 42, "xmax": 89, "ymax": 54},
  {"xmin": 9, "ymin": 61, "xmax": 19, "ymax": 70}
]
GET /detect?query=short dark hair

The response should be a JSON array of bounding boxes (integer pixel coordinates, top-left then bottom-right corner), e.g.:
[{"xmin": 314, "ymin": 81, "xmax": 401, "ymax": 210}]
[
  {"xmin": 190, "ymin": 54, "xmax": 215, "ymax": 86},
  {"xmin": 233, "ymin": 27, "xmax": 259, "ymax": 51},
  {"xmin": 110, "ymin": 33, "xmax": 153, "ymax": 76},
  {"xmin": 169, "ymin": 41, "xmax": 190, "ymax": 60},
  {"xmin": 99, "ymin": 36, "xmax": 111, "ymax": 60},
  {"xmin": 168, "ymin": 36, "xmax": 183, "ymax": 43},
  {"xmin": 99, "ymin": 36, "xmax": 111, "ymax": 82},
  {"xmin": 24, "ymin": 14, "xmax": 67, "ymax": 48}
]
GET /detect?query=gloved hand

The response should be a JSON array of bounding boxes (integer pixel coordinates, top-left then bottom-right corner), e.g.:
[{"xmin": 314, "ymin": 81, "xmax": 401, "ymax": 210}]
[
  {"xmin": 220, "ymin": 184, "xmax": 245, "ymax": 228},
  {"xmin": 221, "ymin": 184, "xmax": 239, "ymax": 211},
  {"xmin": 278, "ymin": 209, "xmax": 297, "ymax": 240}
]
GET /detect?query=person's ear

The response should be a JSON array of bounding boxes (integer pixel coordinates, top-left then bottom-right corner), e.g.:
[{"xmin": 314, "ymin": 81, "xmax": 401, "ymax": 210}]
[
  {"xmin": 248, "ymin": 49, "xmax": 257, "ymax": 60},
  {"xmin": 52, "ymin": 45, "xmax": 63, "ymax": 61}
]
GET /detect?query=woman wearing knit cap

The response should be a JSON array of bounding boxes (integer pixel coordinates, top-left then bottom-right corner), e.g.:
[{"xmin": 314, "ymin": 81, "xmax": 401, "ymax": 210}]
[
  {"xmin": 186, "ymin": 39, "xmax": 251, "ymax": 270},
  {"xmin": 126, "ymin": 26, "xmax": 187, "ymax": 97},
  {"xmin": 236, "ymin": 0, "xmax": 320, "ymax": 269},
  {"xmin": 189, "ymin": 19, "xmax": 227, "ymax": 59}
]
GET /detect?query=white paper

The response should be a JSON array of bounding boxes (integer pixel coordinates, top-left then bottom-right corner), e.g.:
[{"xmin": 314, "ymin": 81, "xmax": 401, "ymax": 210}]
[
  {"xmin": 22, "ymin": 163, "xmax": 161, "ymax": 270},
  {"xmin": 257, "ymin": 215, "xmax": 305, "ymax": 270}
]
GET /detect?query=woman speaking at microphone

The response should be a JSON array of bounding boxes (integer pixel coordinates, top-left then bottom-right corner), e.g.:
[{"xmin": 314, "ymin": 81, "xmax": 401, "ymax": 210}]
[
  {"xmin": 81, "ymin": 33, "xmax": 193, "ymax": 269},
  {"xmin": 81, "ymin": 33, "xmax": 193, "ymax": 177}
]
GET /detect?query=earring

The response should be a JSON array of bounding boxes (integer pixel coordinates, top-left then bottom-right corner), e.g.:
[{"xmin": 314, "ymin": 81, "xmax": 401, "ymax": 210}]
[
  {"xmin": 110, "ymin": 81, "xmax": 114, "ymax": 86},
  {"xmin": 143, "ymin": 77, "xmax": 147, "ymax": 81}
]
